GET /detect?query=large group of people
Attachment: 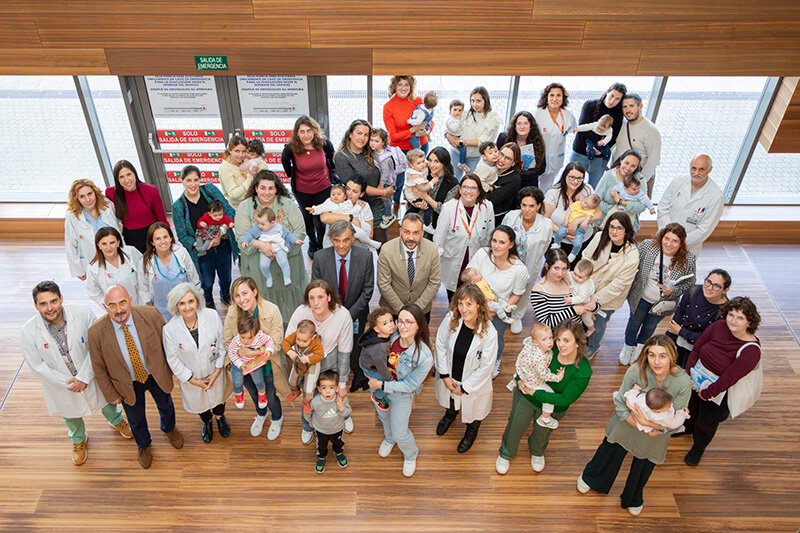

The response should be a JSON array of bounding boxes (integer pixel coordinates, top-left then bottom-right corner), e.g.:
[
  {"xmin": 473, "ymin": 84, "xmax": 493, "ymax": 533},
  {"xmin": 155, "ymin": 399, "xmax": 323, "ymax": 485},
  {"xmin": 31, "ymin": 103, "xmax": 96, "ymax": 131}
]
[{"xmin": 24, "ymin": 76, "xmax": 764, "ymax": 517}]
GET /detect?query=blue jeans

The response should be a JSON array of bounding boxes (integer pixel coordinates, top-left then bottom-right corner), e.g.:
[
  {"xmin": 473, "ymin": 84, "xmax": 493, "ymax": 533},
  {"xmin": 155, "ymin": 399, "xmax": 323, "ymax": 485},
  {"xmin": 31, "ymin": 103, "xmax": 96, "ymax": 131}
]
[
  {"xmin": 457, "ymin": 144, "xmax": 467, "ymax": 165},
  {"xmin": 624, "ymin": 300, "xmax": 663, "ymax": 347},
  {"xmin": 259, "ymin": 249, "xmax": 291, "ymax": 287},
  {"xmin": 585, "ymin": 140, "xmax": 611, "ymax": 161},
  {"xmin": 376, "ymin": 391, "xmax": 418, "ymax": 460},
  {"xmin": 570, "ymin": 151, "xmax": 605, "ymax": 188},
  {"xmin": 360, "ymin": 365, "xmax": 386, "ymax": 400},
  {"xmin": 243, "ymin": 365, "xmax": 281, "ymax": 419},
  {"xmin": 392, "ymin": 142, "xmax": 428, "ymax": 203},
  {"xmin": 492, "ymin": 316, "xmax": 509, "ymax": 363},
  {"xmin": 120, "ymin": 375, "xmax": 176, "ymax": 449},
  {"xmin": 451, "ymin": 151, "xmax": 481, "ymax": 182},
  {"xmin": 232, "ymin": 363, "xmax": 266, "ymax": 394},
  {"xmin": 587, "ymin": 308, "xmax": 615, "ymax": 358},
  {"xmin": 198, "ymin": 237, "xmax": 232, "ymax": 304},
  {"xmin": 554, "ymin": 224, "xmax": 587, "ymax": 250}
]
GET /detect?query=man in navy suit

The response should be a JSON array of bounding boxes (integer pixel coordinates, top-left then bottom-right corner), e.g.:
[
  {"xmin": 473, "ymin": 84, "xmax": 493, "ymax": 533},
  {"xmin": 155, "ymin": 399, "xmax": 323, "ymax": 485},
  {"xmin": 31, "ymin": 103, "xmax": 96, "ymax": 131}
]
[{"xmin": 311, "ymin": 220, "xmax": 375, "ymax": 391}]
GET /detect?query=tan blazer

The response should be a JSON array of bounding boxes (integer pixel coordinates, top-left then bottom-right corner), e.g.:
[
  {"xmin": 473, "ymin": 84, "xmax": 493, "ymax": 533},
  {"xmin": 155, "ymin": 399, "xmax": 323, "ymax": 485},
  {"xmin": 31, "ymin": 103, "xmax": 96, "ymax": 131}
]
[
  {"xmin": 88, "ymin": 305, "xmax": 174, "ymax": 406},
  {"xmin": 377, "ymin": 236, "xmax": 442, "ymax": 314}
]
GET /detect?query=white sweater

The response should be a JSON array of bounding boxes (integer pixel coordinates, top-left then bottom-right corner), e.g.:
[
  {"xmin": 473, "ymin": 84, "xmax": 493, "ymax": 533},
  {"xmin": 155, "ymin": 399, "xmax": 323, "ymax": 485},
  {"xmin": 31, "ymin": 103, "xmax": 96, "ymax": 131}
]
[{"xmin": 612, "ymin": 117, "xmax": 662, "ymax": 179}]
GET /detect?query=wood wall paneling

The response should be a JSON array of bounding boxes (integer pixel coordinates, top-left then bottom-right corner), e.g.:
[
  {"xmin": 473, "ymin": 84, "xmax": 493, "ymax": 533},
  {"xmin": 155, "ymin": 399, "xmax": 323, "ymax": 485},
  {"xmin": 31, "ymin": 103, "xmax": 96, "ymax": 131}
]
[
  {"xmin": 310, "ymin": 19, "xmax": 584, "ymax": 48},
  {"xmin": 372, "ymin": 48, "xmax": 640, "ymax": 76},
  {"xmin": 532, "ymin": 0, "xmax": 800, "ymax": 21},
  {"xmin": 0, "ymin": 48, "xmax": 108, "ymax": 75},
  {"xmin": 105, "ymin": 48, "xmax": 372, "ymax": 75},
  {"xmin": 35, "ymin": 17, "xmax": 309, "ymax": 48},
  {"xmin": 252, "ymin": 0, "xmax": 534, "ymax": 20},
  {"xmin": 0, "ymin": 18, "xmax": 42, "ymax": 47},
  {"xmin": 0, "ymin": 1, "xmax": 256, "ymax": 18},
  {"xmin": 636, "ymin": 48, "xmax": 800, "ymax": 76}
]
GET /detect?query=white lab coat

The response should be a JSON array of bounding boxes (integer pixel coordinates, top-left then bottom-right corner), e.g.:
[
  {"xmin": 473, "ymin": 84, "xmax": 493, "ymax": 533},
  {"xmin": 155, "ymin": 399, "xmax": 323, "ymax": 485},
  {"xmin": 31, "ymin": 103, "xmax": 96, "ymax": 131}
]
[
  {"xmin": 137, "ymin": 244, "xmax": 201, "ymax": 304},
  {"xmin": 434, "ymin": 313, "xmax": 498, "ymax": 423},
  {"xmin": 20, "ymin": 304, "xmax": 106, "ymax": 418},
  {"xmin": 657, "ymin": 175, "xmax": 724, "ymax": 257},
  {"xmin": 501, "ymin": 210, "xmax": 554, "ymax": 317},
  {"xmin": 162, "ymin": 308, "xmax": 228, "ymax": 414},
  {"xmin": 64, "ymin": 207, "xmax": 120, "ymax": 278},
  {"xmin": 85, "ymin": 246, "xmax": 143, "ymax": 308},
  {"xmin": 433, "ymin": 199, "xmax": 495, "ymax": 292},
  {"xmin": 535, "ymin": 107, "xmax": 577, "ymax": 191}
]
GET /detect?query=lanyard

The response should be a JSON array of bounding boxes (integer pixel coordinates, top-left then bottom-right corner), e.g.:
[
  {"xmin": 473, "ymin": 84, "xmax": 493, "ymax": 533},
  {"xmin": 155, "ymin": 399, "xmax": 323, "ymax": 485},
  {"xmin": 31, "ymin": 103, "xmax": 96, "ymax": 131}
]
[
  {"xmin": 549, "ymin": 108, "xmax": 564, "ymax": 134},
  {"xmin": 453, "ymin": 202, "xmax": 481, "ymax": 237},
  {"xmin": 155, "ymin": 252, "xmax": 185, "ymax": 280}
]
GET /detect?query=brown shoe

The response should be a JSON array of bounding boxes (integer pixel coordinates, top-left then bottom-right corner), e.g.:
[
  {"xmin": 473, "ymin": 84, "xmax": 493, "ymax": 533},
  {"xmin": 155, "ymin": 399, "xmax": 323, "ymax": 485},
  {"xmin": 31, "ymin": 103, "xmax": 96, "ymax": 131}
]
[
  {"xmin": 138, "ymin": 446, "xmax": 152, "ymax": 469},
  {"xmin": 71, "ymin": 439, "xmax": 87, "ymax": 466},
  {"xmin": 166, "ymin": 428, "xmax": 184, "ymax": 449},
  {"xmin": 110, "ymin": 419, "xmax": 133, "ymax": 439}
]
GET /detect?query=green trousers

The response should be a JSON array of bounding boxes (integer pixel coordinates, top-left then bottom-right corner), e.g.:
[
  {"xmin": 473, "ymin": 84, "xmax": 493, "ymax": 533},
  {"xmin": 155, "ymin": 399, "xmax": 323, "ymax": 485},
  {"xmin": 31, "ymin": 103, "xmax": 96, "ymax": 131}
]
[
  {"xmin": 62, "ymin": 404, "xmax": 123, "ymax": 444},
  {"xmin": 498, "ymin": 387, "xmax": 567, "ymax": 459}
]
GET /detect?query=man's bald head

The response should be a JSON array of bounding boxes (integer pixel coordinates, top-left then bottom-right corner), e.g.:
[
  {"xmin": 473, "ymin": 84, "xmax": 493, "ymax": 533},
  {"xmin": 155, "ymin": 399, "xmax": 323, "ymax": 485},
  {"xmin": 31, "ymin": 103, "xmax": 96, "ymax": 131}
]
[
  {"xmin": 105, "ymin": 285, "xmax": 132, "ymax": 324},
  {"xmin": 689, "ymin": 154, "xmax": 713, "ymax": 187}
]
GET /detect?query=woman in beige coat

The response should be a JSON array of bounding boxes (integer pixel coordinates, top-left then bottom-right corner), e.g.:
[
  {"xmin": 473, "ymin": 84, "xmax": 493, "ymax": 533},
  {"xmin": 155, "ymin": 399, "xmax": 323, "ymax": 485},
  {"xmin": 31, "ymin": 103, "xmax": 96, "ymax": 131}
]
[
  {"xmin": 581, "ymin": 211, "xmax": 639, "ymax": 359},
  {"xmin": 223, "ymin": 276, "xmax": 290, "ymax": 440}
]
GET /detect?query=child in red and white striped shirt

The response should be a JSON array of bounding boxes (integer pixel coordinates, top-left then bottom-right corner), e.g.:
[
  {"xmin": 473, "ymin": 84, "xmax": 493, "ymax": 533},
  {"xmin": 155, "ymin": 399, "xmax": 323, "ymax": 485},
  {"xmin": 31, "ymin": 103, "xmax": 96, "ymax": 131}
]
[{"xmin": 227, "ymin": 315, "xmax": 275, "ymax": 409}]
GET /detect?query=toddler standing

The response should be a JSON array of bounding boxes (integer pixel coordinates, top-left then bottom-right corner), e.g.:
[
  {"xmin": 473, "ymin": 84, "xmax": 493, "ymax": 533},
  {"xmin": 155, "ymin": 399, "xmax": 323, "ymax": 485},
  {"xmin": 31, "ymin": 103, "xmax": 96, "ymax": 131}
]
[
  {"xmin": 309, "ymin": 370, "xmax": 352, "ymax": 473},
  {"xmin": 370, "ymin": 128, "xmax": 406, "ymax": 229},
  {"xmin": 283, "ymin": 320, "xmax": 325, "ymax": 415},
  {"xmin": 195, "ymin": 200, "xmax": 235, "ymax": 257},
  {"xmin": 507, "ymin": 322, "xmax": 565, "ymax": 429},
  {"xmin": 474, "ymin": 141, "xmax": 500, "ymax": 192},
  {"xmin": 407, "ymin": 91, "xmax": 438, "ymax": 150},
  {"xmin": 562, "ymin": 259, "xmax": 596, "ymax": 337},
  {"xmin": 551, "ymin": 193, "xmax": 601, "ymax": 262},
  {"xmin": 461, "ymin": 268, "xmax": 516, "ymax": 325},
  {"xmin": 623, "ymin": 385, "xmax": 690, "ymax": 434},
  {"xmin": 240, "ymin": 206, "xmax": 303, "ymax": 287},
  {"xmin": 358, "ymin": 308, "xmax": 396, "ymax": 411},
  {"xmin": 227, "ymin": 315, "xmax": 275, "ymax": 410},
  {"xmin": 446, "ymin": 99, "xmax": 467, "ymax": 167}
]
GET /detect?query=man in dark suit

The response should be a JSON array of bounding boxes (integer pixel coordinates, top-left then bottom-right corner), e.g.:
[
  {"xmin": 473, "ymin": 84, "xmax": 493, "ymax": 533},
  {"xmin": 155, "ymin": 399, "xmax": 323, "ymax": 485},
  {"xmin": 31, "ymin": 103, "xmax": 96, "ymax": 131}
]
[
  {"xmin": 311, "ymin": 220, "xmax": 374, "ymax": 391},
  {"xmin": 88, "ymin": 285, "xmax": 183, "ymax": 469}
]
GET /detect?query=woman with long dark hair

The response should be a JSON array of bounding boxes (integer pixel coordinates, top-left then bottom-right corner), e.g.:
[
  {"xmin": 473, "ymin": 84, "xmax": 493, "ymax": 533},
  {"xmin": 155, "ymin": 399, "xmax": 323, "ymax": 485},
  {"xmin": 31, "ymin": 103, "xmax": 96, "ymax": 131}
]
[
  {"xmin": 445, "ymin": 86, "xmax": 503, "ymax": 180},
  {"xmin": 534, "ymin": 82, "xmax": 577, "ymax": 191},
  {"xmin": 497, "ymin": 110, "xmax": 547, "ymax": 191},
  {"xmin": 105, "ymin": 160, "xmax": 167, "ymax": 253},
  {"xmin": 410, "ymin": 146, "xmax": 459, "ymax": 234},
  {"xmin": 86, "ymin": 227, "xmax": 142, "ymax": 307}
]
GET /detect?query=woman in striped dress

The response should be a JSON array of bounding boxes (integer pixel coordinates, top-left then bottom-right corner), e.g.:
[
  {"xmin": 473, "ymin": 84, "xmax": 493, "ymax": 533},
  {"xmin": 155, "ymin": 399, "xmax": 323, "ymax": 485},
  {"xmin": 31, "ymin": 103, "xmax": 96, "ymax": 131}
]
[{"xmin": 530, "ymin": 248, "xmax": 595, "ymax": 328}]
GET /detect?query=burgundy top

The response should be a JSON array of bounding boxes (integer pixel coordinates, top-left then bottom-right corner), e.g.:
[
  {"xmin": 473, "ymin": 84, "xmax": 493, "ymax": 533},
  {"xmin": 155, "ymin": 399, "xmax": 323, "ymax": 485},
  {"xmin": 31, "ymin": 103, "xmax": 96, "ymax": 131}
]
[
  {"xmin": 105, "ymin": 183, "xmax": 168, "ymax": 230},
  {"xmin": 686, "ymin": 319, "xmax": 761, "ymax": 398},
  {"xmin": 294, "ymin": 149, "xmax": 330, "ymax": 195}
]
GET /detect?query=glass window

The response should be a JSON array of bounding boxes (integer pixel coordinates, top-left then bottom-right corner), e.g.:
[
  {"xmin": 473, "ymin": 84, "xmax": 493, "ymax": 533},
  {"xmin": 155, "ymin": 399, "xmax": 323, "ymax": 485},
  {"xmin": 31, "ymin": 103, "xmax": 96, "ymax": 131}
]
[
  {"xmin": 86, "ymin": 76, "xmax": 141, "ymax": 174},
  {"xmin": 736, "ymin": 143, "xmax": 800, "ymax": 204},
  {"xmin": 372, "ymin": 75, "xmax": 513, "ymax": 149},
  {"xmin": 328, "ymin": 75, "xmax": 367, "ymax": 148},
  {"xmin": 655, "ymin": 76, "xmax": 766, "ymax": 201},
  {"xmin": 0, "ymin": 75, "xmax": 103, "ymax": 202}
]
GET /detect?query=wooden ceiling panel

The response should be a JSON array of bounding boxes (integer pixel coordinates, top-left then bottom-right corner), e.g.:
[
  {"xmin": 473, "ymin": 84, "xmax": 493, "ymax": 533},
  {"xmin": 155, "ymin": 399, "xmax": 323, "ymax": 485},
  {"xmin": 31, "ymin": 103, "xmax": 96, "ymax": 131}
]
[
  {"xmin": 583, "ymin": 21, "xmax": 800, "ymax": 49},
  {"xmin": 105, "ymin": 48, "xmax": 371, "ymax": 75},
  {"xmin": 637, "ymin": 48, "xmax": 800, "ymax": 76},
  {"xmin": 0, "ymin": 48, "xmax": 108, "ymax": 74},
  {"xmin": 253, "ymin": 0, "xmax": 533, "ymax": 19},
  {"xmin": 312, "ymin": 19, "xmax": 583, "ymax": 48},
  {"xmin": 760, "ymin": 77, "xmax": 800, "ymax": 153},
  {"xmin": 533, "ymin": 0, "xmax": 800, "ymax": 20},
  {"xmin": 373, "ymin": 48, "xmax": 639, "ymax": 75},
  {"xmin": 0, "ymin": 18, "xmax": 42, "ymax": 47},
  {"xmin": 35, "ymin": 17, "xmax": 308, "ymax": 48},
  {"xmin": 0, "ymin": 1, "xmax": 255, "ymax": 18}
]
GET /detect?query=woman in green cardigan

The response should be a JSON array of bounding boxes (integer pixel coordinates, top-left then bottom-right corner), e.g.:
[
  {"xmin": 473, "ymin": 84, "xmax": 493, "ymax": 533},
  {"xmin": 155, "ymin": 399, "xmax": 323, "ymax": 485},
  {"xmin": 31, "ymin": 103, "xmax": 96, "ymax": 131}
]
[
  {"xmin": 496, "ymin": 320, "xmax": 592, "ymax": 475},
  {"xmin": 577, "ymin": 334, "xmax": 691, "ymax": 516},
  {"xmin": 234, "ymin": 170, "xmax": 308, "ymax": 320}
]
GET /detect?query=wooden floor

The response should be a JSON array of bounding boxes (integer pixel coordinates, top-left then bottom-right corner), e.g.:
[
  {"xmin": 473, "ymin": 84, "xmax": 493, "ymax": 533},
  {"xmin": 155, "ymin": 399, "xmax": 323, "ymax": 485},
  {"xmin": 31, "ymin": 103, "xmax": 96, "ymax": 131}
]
[{"xmin": 1, "ymin": 238, "xmax": 799, "ymax": 531}]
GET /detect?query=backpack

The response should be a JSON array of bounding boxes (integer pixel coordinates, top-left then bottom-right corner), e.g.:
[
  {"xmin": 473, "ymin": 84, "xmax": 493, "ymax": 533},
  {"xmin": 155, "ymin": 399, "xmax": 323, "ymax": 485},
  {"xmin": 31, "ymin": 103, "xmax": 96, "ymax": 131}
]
[{"xmin": 377, "ymin": 145, "xmax": 407, "ymax": 183}]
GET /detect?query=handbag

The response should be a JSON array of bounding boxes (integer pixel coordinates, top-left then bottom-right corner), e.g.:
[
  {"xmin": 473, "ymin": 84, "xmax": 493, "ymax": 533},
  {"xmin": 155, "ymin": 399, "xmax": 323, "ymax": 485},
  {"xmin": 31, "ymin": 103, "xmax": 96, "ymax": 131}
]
[{"xmin": 727, "ymin": 341, "xmax": 763, "ymax": 419}]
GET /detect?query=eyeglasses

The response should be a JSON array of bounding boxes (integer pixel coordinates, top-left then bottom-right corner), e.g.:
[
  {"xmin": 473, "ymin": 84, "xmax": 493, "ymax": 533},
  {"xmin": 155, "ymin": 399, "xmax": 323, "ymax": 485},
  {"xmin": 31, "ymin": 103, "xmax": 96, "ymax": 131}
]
[
  {"xmin": 461, "ymin": 185, "xmax": 479, "ymax": 191},
  {"xmin": 106, "ymin": 299, "xmax": 129, "ymax": 312},
  {"xmin": 567, "ymin": 175, "xmax": 584, "ymax": 182},
  {"xmin": 704, "ymin": 279, "xmax": 724, "ymax": 291},
  {"xmin": 608, "ymin": 224, "xmax": 625, "ymax": 232},
  {"xmin": 396, "ymin": 319, "xmax": 416, "ymax": 327}
]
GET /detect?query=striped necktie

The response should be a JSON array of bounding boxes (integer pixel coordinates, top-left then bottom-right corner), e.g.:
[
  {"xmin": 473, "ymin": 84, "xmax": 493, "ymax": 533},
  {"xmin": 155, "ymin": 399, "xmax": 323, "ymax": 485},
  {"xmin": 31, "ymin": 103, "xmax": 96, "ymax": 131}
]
[{"xmin": 407, "ymin": 250, "xmax": 415, "ymax": 286}]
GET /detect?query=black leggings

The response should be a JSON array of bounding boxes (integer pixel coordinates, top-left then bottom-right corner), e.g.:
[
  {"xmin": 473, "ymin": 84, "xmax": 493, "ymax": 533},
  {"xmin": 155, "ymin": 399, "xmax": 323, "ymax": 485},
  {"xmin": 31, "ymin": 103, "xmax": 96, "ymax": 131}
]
[
  {"xmin": 122, "ymin": 225, "xmax": 153, "ymax": 254},
  {"xmin": 199, "ymin": 403, "xmax": 226, "ymax": 423},
  {"xmin": 685, "ymin": 390, "xmax": 730, "ymax": 455},
  {"xmin": 293, "ymin": 187, "xmax": 331, "ymax": 252}
]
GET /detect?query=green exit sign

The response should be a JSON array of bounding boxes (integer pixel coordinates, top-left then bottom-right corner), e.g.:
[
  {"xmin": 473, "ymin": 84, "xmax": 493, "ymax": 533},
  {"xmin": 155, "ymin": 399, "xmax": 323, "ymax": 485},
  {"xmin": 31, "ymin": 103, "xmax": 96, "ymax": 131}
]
[{"xmin": 195, "ymin": 55, "xmax": 228, "ymax": 71}]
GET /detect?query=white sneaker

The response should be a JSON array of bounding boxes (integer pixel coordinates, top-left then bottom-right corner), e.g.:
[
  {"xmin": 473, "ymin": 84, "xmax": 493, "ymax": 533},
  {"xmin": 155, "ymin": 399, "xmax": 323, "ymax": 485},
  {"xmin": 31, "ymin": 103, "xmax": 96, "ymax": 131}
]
[
  {"xmin": 536, "ymin": 415, "xmax": 559, "ymax": 429},
  {"xmin": 378, "ymin": 439, "xmax": 395, "ymax": 457},
  {"xmin": 301, "ymin": 429, "xmax": 314, "ymax": 444},
  {"xmin": 550, "ymin": 243, "xmax": 560, "ymax": 249},
  {"xmin": 506, "ymin": 379, "xmax": 517, "ymax": 392},
  {"xmin": 250, "ymin": 414, "xmax": 267, "ymax": 437},
  {"xmin": 379, "ymin": 215, "xmax": 397, "ymax": 229},
  {"xmin": 402, "ymin": 458, "xmax": 417, "ymax": 477},
  {"xmin": 343, "ymin": 416, "xmax": 354, "ymax": 433},
  {"xmin": 509, "ymin": 320, "xmax": 523, "ymax": 334},
  {"xmin": 628, "ymin": 505, "xmax": 643, "ymax": 516},
  {"xmin": 267, "ymin": 417, "xmax": 283, "ymax": 441},
  {"xmin": 632, "ymin": 343, "xmax": 644, "ymax": 365},
  {"xmin": 423, "ymin": 224, "xmax": 435, "ymax": 234},
  {"xmin": 531, "ymin": 454, "xmax": 545, "ymax": 472},
  {"xmin": 495, "ymin": 456, "xmax": 510, "ymax": 475},
  {"xmin": 567, "ymin": 253, "xmax": 576, "ymax": 263},
  {"xmin": 492, "ymin": 359, "xmax": 501, "ymax": 380},
  {"xmin": 618, "ymin": 344, "xmax": 635, "ymax": 365},
  {"xmin": 577, "ymin": 475, "xmax": 591, "ymax": 494}
]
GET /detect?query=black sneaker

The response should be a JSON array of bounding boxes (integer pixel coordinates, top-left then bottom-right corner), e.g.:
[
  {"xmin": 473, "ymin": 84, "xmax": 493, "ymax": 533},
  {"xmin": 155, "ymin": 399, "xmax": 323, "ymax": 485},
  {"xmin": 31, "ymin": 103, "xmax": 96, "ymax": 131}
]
[
  {"xmin": 335, "ymin": 452, "xmax": 348, "ymax": 468},
  {"xmin": 315, "ymin": 457, "xmax": 326, "ymax": 474},
  {"xmin": 206, "ymin": 300, "xmax": 216, "ymax": 310},
  {"xmin": 220, "ymin": 296, "xmax": 231, "ymax": 307}
]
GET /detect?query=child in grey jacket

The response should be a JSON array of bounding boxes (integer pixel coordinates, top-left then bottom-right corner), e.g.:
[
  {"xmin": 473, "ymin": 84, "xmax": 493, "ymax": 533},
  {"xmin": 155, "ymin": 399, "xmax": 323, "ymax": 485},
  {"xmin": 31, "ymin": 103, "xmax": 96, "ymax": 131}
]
[
  {"xmin": 358, "ymin": 307, "xmax": 395, "ymax": 412},
  {"xmin": 309, "ymin": 370, "xmax": 352, "ymax": 473}
]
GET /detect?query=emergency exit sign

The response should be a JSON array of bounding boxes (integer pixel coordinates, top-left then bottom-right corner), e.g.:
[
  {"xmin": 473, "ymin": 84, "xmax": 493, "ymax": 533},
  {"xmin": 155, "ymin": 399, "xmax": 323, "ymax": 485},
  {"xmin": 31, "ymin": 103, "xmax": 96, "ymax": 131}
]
[{"xmin": 195, "ymin": 56, "xmax": 228, "ymax": 71}]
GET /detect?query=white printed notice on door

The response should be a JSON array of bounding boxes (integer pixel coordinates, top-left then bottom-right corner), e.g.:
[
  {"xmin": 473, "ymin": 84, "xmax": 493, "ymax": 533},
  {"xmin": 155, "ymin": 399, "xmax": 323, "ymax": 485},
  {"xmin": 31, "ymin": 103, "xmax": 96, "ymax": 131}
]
[
  {"xmin": 145, "ymin": 76, "xmax": 220, "ymax": 118},
  {"xmin": 237, "ymin": 76, "xmax": 310, "ymax": 118}
]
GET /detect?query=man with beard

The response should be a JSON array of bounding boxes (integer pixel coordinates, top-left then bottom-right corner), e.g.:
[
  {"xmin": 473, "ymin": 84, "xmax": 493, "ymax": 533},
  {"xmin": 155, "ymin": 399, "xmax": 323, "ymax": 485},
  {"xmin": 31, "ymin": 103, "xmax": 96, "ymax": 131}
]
[{"xmin": 613, "ymin": 93, "xmax": 662, "ymax": 197}]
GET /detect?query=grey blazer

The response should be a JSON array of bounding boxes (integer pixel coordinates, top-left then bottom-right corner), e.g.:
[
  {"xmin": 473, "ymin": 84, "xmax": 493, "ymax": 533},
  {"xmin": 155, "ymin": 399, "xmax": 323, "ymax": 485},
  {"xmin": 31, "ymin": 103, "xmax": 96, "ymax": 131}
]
[{"xmin": 311, "ymin": 245, "xmax": 374, "ymax": 326}]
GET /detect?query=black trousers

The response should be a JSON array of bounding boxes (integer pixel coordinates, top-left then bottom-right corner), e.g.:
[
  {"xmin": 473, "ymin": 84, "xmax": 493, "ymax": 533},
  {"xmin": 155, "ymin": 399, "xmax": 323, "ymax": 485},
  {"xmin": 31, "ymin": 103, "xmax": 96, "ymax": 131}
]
[
  {"xmin": 122, "ymin": 225, "xmax": 152, "ymax": 254},
  {"xmin": 685, "ymin": 390, "xmax": 729, "ymax": 455},
  {"xmin": 292, "ymin": 187, "xmax": 331, "ymax": 252},
  {"xmin": 316, "ymin": 429, "xmax": 344, "ymax": 458},
  {"xmin": 121, "ymin": 375, "xmax": 176, "ymax": 449},
  {"xmin": 199, "ymin": 403, "xmax": 226, "ymax": 423},
  {"xmin": 581, "ymin": 438, "xmax": 656, "ymax": 509}
]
